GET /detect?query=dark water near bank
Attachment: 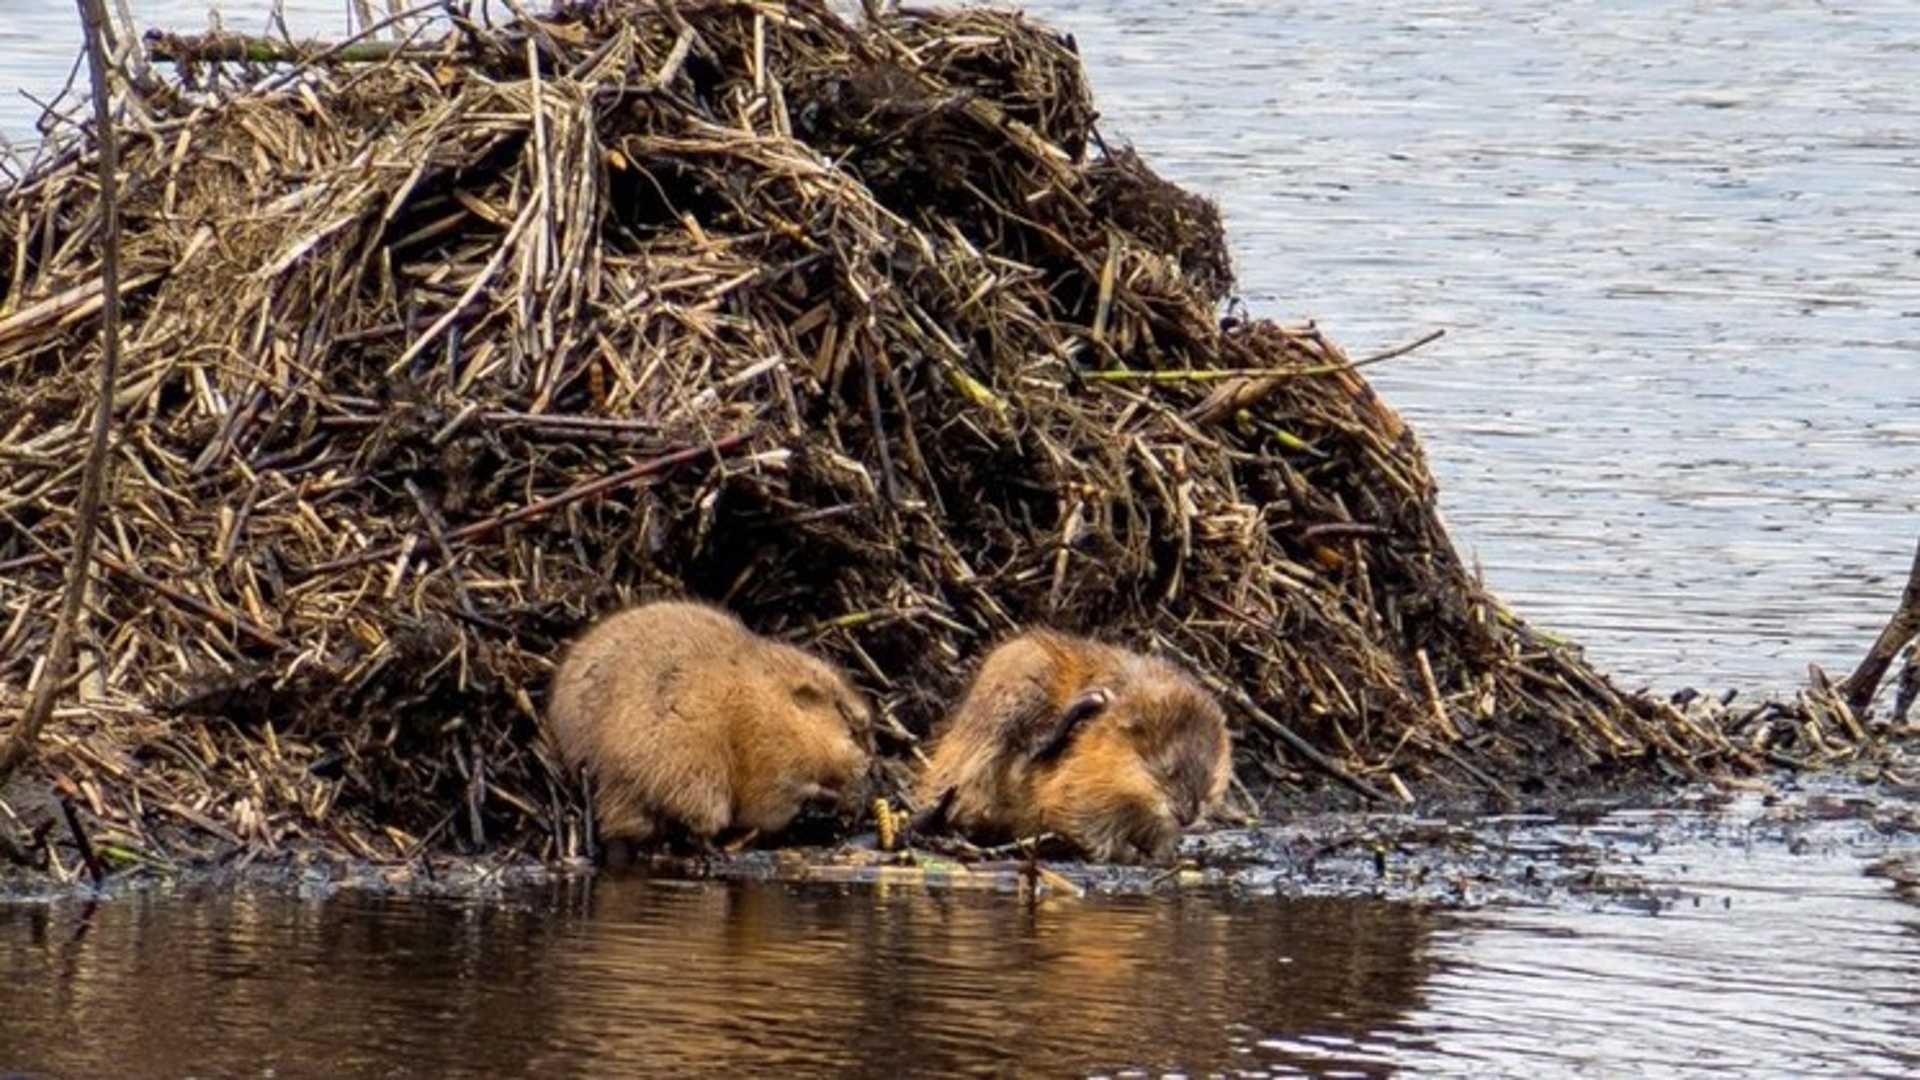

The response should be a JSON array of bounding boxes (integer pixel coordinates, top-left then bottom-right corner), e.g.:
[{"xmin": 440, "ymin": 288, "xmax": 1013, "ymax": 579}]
[
  {"xmin": 5, "ymin": 0, "xmax": 1917, "ymax": 697},
  {"xmin": 4, "ymin": 799, "xmax": 1919, "ymax": 1078}
]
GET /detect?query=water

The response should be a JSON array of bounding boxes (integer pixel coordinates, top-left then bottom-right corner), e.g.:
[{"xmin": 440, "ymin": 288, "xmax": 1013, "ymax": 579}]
[
  {"xmin": 4, "ymin": 8, "xmax": 1918, "ymax": 1074},
  {"xmin": 1020, "ymin": 0, "xmax": 1920, "ymax": 698},
  {"xmin": 2, "ymin": 805, "xmax": 1917, "ymax": 1077},
  {"xmin": 3, "ymin": 0, "xmax": 1916, "ymax": 695}
]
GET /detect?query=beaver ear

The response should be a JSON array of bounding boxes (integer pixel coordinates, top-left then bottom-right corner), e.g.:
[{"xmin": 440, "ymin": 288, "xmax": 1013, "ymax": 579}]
[
  {"xmin": 790, "ymin": 681, "xmax": 828, "ymax": 708},
  {"xmin": 1030, "ymin": 687, "xmax": 1110, "ymax": 762}
]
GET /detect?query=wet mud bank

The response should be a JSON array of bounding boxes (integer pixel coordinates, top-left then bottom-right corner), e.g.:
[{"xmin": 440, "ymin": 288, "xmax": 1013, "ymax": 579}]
[
  {"xmin": 6, "ymin": 770, "xmax": 1916, "ymax": 916},
  {"xmin": 603, "ymin": 773, "xmax": 1920, "ymax": 912}
]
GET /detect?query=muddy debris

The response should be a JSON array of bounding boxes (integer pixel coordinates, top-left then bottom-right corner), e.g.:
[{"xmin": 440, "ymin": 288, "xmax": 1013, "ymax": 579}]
[{"xmin": 0, "ymin": 1, "xmax": 1911, "ymax": 888}]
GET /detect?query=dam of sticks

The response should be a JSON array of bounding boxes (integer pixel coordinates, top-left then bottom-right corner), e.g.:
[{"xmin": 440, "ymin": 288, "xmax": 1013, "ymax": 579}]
[{"xmin": 0, "ymin": 1, "xmax": 1901, "ymax": 883}]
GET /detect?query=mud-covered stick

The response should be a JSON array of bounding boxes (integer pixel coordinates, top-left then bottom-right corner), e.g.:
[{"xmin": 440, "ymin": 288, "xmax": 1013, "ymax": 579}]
[{"xmin": 60, "ymin": 795, "xmax": 106, "ymax": 889}]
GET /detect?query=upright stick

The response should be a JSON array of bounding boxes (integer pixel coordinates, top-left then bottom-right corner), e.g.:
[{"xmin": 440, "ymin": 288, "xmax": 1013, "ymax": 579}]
[
  {"xmin": 1843, "ymin": 532, "xmax": 1920, "ymax": 716},
  {"xmin": 0, "ymin": 0, "xmax": 125, "ymax": 780}
]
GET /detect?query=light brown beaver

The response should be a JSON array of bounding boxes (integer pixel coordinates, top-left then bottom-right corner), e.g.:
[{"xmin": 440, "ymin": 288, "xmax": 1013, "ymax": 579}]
[
  {"xmin": 915, "ymin": 630, "xmax": 1231, "ymax": 864},
  {"xmin": 544, "ymin": 600, "xmax": 873, "ymax": 854}
]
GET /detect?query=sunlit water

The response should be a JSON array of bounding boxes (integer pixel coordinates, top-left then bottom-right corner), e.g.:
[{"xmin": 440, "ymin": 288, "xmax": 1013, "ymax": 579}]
[
  {"xmin": 4, "ymin": 0, "xmax": 1917, "ymax": 695},
  {"xmin": 4, "ymin": 8, "xmax": 1919, "ymax": 1074},
  {"xmin": 2, "ymin": 805, "xmax": 1917, "ymax": 1078}
]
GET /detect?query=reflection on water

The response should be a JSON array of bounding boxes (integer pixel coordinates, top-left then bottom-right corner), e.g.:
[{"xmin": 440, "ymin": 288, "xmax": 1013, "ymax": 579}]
[
  {"xmin": 5, "ymin": 0, "xmax": 1916, "ymax": 695},
  {"xmin": 2, "ymin": 827, "xmax": 1917, "ymax": 1079},
  {"xmin": 0, "ymin": 884, "xmax": 1440, "ymax": 1078},
  {"xmin": 542, "ymin": 884, "xmax": 1438, "ymax": 1076}
]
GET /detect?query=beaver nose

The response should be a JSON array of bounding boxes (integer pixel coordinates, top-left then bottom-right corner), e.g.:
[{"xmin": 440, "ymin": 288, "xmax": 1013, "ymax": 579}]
[
  {"xmin": 800, "ymin": 776, "xmax": 866, "ymax": 812},
  {"xmin": 836, "ymin": 770, "xmax": 874, "ymax": 808}
]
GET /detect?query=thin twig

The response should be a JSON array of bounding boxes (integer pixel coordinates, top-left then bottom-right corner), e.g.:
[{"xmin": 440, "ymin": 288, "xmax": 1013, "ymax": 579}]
[
  {"xmin": 1355, "ymin": 327, "xmax": 1447, "ymax": 366},
  {"xmin": 404, "ymin": 477, "xmax": 505, "ymax": 631},
  {"xmin": 256, "ymin": 1, "xmax": 450, "ymax": 89},
  {"xmin": 1160, "ymin": 641, "xmax": 1391, "ymax": 806},
  {"xmin": 0, "ymin": 0, "xmax": 126, "ymax": 783},
  {"xmin": 299, "ymin": 432, "xmax": 755, "ymax": 577},
  {"xmin": 90, "ymin": 551, "xmax": 287, "ymax": 650},
  {"xmin": 1087, "ymin": 329, "xmax": 1446, "ymax": 384}
]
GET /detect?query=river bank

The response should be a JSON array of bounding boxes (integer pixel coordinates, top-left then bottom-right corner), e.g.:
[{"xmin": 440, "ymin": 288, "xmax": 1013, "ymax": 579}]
[{"xmin": 6, "ymin": 763, "xmax": 1914, "ymax": 913}]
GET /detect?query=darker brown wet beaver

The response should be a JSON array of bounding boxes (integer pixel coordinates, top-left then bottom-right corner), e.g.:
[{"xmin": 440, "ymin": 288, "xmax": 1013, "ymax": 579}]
[
  {"xmin": 544, "ymin": 600, "xmax": 873, "ymax": 854},
  {"xmin": 915, "ymin": 630, "xmax": 1232, "ymax": 864}
]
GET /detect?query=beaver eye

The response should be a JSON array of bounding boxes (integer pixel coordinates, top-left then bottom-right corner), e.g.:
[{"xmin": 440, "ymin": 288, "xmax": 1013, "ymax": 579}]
[{"xmin": 791, "ymin": 683, "xmax": 828, "ymax": 708}]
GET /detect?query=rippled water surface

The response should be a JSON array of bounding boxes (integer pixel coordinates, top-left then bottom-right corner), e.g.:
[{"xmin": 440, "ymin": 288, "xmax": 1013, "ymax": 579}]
[
  {"xmin": 3, "ymin": 801, "xmax": 1918, "ymax": 1078},
  {"xmin": 6, "ymin": 0, "xmax": 1918, "ymax": 695}
]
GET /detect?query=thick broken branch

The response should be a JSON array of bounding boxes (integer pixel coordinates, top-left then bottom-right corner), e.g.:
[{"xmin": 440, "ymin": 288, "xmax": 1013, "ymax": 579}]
[{"xmin": 143, "ymin": 30, "xmax": 431, "ymax": 65}]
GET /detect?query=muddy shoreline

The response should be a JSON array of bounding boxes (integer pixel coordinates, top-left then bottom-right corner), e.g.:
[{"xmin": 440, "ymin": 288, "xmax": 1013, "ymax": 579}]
[{"xmin": 6, "ymin": 767, "xmax": 1914, "ymax": 915}]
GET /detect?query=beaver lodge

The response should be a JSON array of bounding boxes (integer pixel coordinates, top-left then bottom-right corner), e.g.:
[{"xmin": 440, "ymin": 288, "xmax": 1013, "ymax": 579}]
[{"xmin": 0, "ymin": 1, "xmax": 1906, "ymax": 882}]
